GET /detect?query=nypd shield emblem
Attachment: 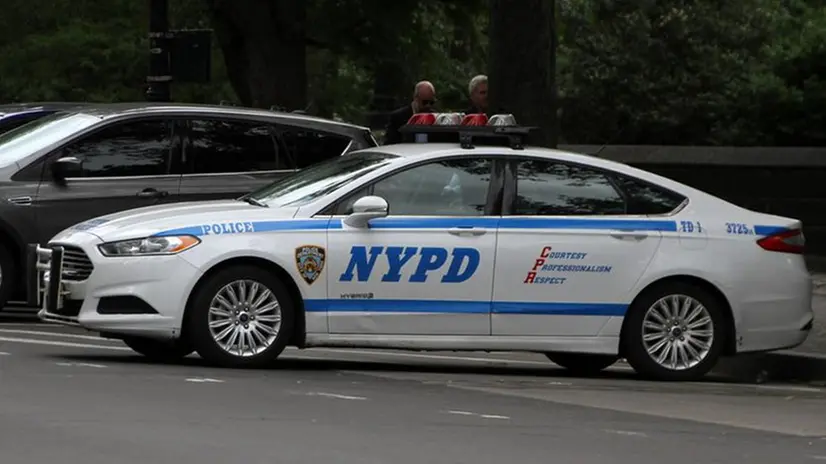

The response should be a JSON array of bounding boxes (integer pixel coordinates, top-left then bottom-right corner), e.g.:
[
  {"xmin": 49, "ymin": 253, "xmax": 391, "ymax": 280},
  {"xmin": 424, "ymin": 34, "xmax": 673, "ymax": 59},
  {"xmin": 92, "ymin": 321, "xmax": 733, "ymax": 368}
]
[{"xmin": 295, "ymin": 245, "xmax": 326, "ymax": 285}]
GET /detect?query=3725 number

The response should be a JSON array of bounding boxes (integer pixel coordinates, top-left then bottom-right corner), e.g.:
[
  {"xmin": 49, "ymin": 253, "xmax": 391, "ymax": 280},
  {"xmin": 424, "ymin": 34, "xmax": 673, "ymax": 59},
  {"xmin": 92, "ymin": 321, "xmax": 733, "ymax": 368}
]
[{"xmin": 725, "ymin": 222, "xmax": 753, "ymax": 235}]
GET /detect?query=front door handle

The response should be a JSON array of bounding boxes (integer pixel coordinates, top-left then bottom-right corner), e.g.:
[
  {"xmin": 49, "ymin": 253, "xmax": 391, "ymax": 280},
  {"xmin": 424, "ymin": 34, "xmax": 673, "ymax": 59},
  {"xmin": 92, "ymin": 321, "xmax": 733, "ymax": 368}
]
[
  {"xmin": 448, "ymin": 226, "xmax": 486, "ymax": 237},
  {"xmin": 137, "ymin": 188, "xmax": 169, "ymax": 199},
  {"xmin": 610, "ymin": 230, "xmax": 648, "ymax": 241}
]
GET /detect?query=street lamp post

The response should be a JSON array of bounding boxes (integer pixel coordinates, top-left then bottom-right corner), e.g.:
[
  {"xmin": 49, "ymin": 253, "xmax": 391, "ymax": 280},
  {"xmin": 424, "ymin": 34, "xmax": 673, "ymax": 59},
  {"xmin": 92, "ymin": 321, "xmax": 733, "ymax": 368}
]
[{"xmin": 145, "ymin": 0, "xmax": 172, "ymax": 102}]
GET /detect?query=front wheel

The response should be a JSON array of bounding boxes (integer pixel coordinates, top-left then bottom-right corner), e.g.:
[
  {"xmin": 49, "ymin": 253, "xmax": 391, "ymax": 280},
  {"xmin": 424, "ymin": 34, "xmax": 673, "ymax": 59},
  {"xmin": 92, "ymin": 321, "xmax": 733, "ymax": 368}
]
[
  {"xmin": 622, "ymin": 281, "xmax": 727, "ymax": 381},
  {"xmin": 544, "ymin": 352, "xmax": 619, "ymax": 375},
  {"xmin": 122, "ymin": 336, "xmax": 194, "ymax": 363},
  {"xmin": 185, "ymin": 265, "xmax": 294, "ymax": 368}
]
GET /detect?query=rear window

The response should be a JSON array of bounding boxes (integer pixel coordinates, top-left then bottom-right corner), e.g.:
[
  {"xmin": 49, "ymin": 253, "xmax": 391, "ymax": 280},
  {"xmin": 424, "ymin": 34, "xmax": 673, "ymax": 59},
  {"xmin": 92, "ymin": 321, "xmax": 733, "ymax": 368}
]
[
  {"xmin": 612, "ymin": 174, "xmax": 686, "ymax": 215},
  {"xmin": 278, "ymin": 125, "xmax": 353, "ymax": 169}
]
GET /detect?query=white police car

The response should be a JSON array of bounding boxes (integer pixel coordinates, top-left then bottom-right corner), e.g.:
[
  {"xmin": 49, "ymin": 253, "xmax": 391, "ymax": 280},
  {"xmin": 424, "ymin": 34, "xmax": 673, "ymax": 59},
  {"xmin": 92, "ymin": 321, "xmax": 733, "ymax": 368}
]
[{"xmin": 28, "ymin": 113, "xmax": 813, "ymax": 381}]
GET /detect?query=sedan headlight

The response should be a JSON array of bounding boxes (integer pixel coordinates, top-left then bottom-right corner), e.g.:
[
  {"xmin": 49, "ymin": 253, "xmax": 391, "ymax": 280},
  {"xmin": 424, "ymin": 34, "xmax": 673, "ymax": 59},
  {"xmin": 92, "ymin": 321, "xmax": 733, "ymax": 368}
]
[{"xmin": 97, "ymin": 235, "xmax": 200, "ymax": 257}]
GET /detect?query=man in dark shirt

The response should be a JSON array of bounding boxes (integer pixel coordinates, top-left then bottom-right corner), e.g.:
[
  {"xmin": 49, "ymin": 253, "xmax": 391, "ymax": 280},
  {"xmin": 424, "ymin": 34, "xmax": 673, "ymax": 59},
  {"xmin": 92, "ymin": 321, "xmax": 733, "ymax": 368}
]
[{"xmin": 383, "ymin": 81, "xmax": 437, "ymax": 144}]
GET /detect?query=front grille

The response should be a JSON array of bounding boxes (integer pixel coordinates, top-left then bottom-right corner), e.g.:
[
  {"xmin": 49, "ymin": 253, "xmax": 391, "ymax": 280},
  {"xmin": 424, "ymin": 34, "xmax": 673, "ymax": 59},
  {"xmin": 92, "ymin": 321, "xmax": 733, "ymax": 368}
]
[{"xmin": 53, "ymin": 245, "xmax": 94, "ymax": 281}]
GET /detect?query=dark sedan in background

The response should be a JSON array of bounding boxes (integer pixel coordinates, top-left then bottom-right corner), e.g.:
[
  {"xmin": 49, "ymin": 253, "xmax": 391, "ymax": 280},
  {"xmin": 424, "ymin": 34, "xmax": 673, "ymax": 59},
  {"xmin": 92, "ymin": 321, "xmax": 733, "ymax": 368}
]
[{"xmin": 0, "ymin": 102, "xmax": 377, "ymax": 308}]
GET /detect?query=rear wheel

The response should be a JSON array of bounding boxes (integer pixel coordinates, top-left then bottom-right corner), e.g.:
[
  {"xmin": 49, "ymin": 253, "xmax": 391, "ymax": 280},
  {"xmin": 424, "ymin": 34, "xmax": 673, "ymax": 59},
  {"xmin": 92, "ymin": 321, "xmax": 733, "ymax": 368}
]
[
  {"xmin": 185, "ymin": 265, "xmax": 294, "ymax": 368},
  {"xmin": 622, "ymin": 281, "xmax": 727, "ymax": 381},
  {"xmin": 544, "ymin": 352, "xmax": 619, "ymax": 375},
  {"xmin": 122, "ymin": 336, "xmax": 194, "ymax": 363}
]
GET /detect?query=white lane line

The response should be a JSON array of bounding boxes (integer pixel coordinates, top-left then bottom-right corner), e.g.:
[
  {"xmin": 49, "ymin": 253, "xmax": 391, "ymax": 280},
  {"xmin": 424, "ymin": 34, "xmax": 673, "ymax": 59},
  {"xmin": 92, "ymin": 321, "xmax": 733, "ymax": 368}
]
[
  {"xmin": 605, "ymin": 429, "xmax": 648, "ymax": 437},
  {"xmin": 307, "ymin": 391, "xmax": 368, "ymax": 401},
  {"xmin": 55, "ymin": 362, "xmax": 107, "ymax": 369},
  {"xmin": 756, "ymin": 385, "xmax": 823, "ymax": 393},
  {"xmin": 0, "ymin": 328, "xmax": 118, "ymax": 342},
  {"xmin": 0, "ymin": 336, "xmax": 131, "ymax": 351},
  {"xmin": 186, "ymin": 378, "xmax": 224, "ymax": 383},
  {"xmin": 445, "ymin": 410, "xmax": 510, "ymax": 420},
  {"xmin": 0, "ymin": 351, "xmax": 10, "ymax": 356}
]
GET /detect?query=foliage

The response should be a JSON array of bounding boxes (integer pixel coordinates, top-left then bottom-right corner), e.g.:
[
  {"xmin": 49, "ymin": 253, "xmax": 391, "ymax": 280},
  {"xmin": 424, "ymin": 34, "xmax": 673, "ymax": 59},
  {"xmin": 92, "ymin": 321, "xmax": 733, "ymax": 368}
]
[{"xmin": 0, "ymin": 0, "xmax": 823, "ymax": 145}]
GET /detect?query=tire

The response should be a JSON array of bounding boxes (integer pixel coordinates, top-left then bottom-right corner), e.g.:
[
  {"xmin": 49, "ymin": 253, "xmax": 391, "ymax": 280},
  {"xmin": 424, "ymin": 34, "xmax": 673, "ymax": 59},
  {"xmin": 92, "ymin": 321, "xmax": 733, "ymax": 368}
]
[
  {"xmin": 0, "ymin": 245, "xmax": 15, "ymax": 311},
  {"xmin": 122, "ymin": 336, "xmax": 194, "ymax": 363},
  {"xmin": 185, "ymin": 265, "xmax": 294, "ymax": 368},
  {"xmin": 622, "ymin": 281, "xmax": 727, "ymax": 381},
  {"xmin": 544, "ymin": 352, "xmax": 618, "ymax": 375}
]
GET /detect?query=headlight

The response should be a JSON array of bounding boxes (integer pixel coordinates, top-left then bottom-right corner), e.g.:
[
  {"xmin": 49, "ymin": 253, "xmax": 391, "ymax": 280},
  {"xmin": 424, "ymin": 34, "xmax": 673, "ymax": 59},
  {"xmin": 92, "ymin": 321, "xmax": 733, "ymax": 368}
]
[{"xmin": 97, "ymin": 235, "xmax": 200, "ymax": 257}]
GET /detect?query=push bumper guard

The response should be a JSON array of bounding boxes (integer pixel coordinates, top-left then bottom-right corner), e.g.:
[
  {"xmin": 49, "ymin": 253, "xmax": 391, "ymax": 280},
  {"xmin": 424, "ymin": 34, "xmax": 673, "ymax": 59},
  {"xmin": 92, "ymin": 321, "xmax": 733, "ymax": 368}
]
[{"xmin": 26, "ymin": 244, "xmax": 79, "ymax": 326}]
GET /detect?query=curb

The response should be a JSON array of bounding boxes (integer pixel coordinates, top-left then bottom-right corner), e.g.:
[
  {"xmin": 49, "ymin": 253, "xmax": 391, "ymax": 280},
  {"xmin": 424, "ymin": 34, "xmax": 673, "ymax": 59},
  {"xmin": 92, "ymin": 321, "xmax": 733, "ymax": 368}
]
[{"xmin": 711, "ymin": 351, "xmax": 826, "ymax": 384}]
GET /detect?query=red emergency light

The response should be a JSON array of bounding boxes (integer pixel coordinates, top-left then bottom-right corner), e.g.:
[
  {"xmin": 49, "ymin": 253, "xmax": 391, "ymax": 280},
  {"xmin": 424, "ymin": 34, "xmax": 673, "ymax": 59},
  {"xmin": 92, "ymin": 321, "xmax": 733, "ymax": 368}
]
[
  {"xmin": 407, "ymin": 113, "xmax": 437, "ymax": 125},
  {"xmin": 460, "ymin": 113, "xmax": 488, "ymax": 126},
  {"xmin": 398, "ymin": 112, "xmax": 531, "ymax": 150},
  {"xmin": 405, "ymin": 112, "xmax": 516, "ymax": 127}
]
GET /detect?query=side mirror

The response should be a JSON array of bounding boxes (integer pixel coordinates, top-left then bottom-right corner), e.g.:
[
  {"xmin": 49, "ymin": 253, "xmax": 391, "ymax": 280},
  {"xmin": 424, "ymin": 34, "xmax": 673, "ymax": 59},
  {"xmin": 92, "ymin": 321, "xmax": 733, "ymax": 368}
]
[
  {"xmin": 343, "ymin": 195, "xmax": 388, "ymax": 228},
  {"xmin": 51, "ymin": 156, "xmax": 82, "ymax": 184}
]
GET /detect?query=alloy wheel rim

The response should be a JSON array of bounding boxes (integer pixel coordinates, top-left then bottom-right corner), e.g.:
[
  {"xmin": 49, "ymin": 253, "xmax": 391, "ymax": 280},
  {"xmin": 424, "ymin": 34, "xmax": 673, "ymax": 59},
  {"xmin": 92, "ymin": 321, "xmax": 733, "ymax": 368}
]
[
  {"xmin": 641, "ymin": 294, "xmax": 714, "ymax": 370},
  {"xmin": 207, "ymin": 279, "xmax": 282, "ymax": 357}
]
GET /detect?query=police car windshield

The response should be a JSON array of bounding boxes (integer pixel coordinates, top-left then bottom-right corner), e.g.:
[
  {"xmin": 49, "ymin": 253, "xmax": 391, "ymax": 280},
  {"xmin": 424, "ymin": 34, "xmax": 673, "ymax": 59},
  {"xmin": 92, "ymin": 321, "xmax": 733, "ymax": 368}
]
[
  {"xmin": 0, "ymin": 112, "xmax": 100, "ymax": 169},
  {"xmin": 245, "ymin": 151, "xmax": 398, "ymax": 207}
]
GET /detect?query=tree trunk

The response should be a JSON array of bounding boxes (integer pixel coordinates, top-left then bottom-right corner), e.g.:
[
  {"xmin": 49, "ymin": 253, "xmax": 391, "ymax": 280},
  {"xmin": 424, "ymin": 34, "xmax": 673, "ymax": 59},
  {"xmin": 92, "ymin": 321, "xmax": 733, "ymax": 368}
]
[
  {"xmin": 488, "ymin": 0, "xmax": 558, "ymax": 147},
  {"xmin": 205, "ymin": 0, "xmax": 307, "ymax": 110}
]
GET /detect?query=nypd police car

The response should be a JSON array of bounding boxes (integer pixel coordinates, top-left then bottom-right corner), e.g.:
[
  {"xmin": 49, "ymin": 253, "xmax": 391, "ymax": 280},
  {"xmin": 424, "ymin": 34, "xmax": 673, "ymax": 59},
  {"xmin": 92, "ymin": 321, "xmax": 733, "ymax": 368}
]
[{"xmin": 27, "ymin": 113, "xmax": 813, "ymax": 381}]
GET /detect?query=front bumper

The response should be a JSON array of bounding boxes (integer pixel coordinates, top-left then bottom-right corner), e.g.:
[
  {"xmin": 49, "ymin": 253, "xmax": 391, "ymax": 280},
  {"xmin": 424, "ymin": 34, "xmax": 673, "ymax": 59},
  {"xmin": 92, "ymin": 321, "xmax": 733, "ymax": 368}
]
[{"xmin": 27, "ymin": 242, "xmax": 202, "ymax": 338}]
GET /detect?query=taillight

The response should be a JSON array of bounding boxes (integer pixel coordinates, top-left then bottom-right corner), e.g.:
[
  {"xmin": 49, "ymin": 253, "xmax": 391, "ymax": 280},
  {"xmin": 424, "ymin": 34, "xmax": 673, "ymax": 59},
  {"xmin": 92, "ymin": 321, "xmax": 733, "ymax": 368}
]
[{"xmin": 757, "ymin": 228, "xmax": 805, "ymax": 254}]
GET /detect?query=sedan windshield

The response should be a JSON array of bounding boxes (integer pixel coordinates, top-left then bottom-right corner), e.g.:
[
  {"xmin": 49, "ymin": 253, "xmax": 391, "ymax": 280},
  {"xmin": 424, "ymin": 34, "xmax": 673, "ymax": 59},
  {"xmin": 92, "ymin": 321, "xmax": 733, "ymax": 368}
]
[
  {"xmin": 0, "ymin": 112, "xmax": 100, "ymax": 168},
  {"xmin": 245, "ymin": 151, "xmax": 398, "ymax": 208}
]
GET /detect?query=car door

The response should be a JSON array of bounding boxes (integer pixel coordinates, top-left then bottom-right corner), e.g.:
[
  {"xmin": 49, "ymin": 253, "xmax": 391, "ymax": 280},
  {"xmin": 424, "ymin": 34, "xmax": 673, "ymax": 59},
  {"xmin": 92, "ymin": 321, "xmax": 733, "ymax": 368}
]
[
  {"xmin": 325, "ymin": 156, "xmax": 504, "ymax": 336},
  {"xmin": 491, "ymin": 156, "xmax": 665, "ymax": 337},
  {"xmin": 33, "ymin": 117, "xmax": 183, "ymax": 244}
]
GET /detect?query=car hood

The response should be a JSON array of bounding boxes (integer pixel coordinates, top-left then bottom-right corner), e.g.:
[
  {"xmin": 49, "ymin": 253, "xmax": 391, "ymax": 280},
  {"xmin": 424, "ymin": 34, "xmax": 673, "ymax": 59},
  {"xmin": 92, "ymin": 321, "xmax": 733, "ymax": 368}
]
[{"xmin": 51, "ymin": 200, "xmax": 300, "ymax": 243}]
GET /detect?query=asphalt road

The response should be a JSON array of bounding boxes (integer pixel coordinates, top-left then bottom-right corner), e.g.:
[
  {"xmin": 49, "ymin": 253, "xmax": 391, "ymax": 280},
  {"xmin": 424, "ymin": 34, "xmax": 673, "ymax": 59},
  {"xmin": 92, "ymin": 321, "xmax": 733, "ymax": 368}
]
[{"xmin": 2, "ymin": 311, "xmax": 826, "ymax": 464}]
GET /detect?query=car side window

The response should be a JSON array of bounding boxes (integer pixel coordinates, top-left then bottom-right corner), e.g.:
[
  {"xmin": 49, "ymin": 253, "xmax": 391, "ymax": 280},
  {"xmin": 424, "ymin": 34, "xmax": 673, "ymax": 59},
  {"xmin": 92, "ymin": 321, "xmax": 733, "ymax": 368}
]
[
  {"xmin": 278, "ymin": 125, "xmax": 353, "ymax": 169},
  {"xmin": 186, "ymin": 119, "xmax": 283, "ymax": 173},
  {"xmin": 512, "ymin": 158, "xmax": 626, "ymax": 216},
  {"xmin": 612, "ymin": 174, "xmax": 686, "ymax": 215},
  {"xmin": 357, "ymin": 158, "xmax": 493, "ymax": 216},
  {"xmin": 59, "ymin": 119, "xmax": 173, "ymax": 177}
]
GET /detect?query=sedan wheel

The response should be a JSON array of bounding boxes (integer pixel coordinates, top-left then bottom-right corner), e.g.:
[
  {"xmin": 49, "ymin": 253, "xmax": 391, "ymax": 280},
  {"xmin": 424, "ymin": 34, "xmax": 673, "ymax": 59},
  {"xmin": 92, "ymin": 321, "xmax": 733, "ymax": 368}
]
[
  {"xmin": 187, "ymin": 265, "xmax": 294, "ymax": 368},
  {"xmin": 623, "ymin": 281, "xmax": 726, "ymax": 381},
  {"xmin": 207, "ymin": 279, "xmax": 283, "ymax": 357}
]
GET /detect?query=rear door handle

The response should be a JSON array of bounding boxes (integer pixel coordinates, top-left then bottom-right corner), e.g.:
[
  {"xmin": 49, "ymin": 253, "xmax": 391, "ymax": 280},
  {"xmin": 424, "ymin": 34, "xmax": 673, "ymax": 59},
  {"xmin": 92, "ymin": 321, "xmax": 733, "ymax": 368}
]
[
  {"xmin": 449, "ymin": 226, "xmax": 486, "ymax": 237},
  {"xmin": 610, "ymin": 230, "xmax": 648, "ymax": 241},
  {"xmin": 137, "ymin": 188, "xmax": 168, "ymax": 199}
]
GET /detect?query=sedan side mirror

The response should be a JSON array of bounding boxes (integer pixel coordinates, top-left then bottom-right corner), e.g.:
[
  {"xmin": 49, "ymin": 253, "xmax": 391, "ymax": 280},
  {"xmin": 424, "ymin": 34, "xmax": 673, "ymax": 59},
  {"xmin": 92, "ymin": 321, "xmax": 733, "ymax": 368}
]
[
  {"xmin": 51, "ymin": 156, "xmax": 82, "ymax": 184},
  {"xmin": 343, "ymin": 195, "xmax": 388, "ymax": 228}
]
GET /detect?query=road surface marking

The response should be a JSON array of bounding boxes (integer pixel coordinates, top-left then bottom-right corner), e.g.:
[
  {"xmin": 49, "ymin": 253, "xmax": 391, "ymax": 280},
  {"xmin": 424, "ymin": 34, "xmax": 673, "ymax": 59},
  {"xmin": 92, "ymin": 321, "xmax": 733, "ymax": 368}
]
[
  {"xmin": 446, "ymin": 410, "xmax": 510, "ymax": 420},
  {"xmin": 0, "ymin": 328, "xmax": 116, "ymax": 342},
  {"xmin": 308, "ymin": 392, "xmax": 368, "ymax": 401},
  {"xmin": 0, "ymin": 336, "xmax": 131, "ymax": 351},
  {"xmin": 757, "ymin": 385, "xmax": 822, "ymax": 393},
  {"xmin": 56, "ymin": 362, "xmax": 107, "ymax": 368},
  {"xmin": 605, "ymin": 429, "xmax": 648, "ymax": 437},
  {"xmin": 186, "ymin": 378, "xmax": 224, "ymax": 383},
  {"xmin": 0, "ymin": 351, "xmax": 10, "ymax": 356}
]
